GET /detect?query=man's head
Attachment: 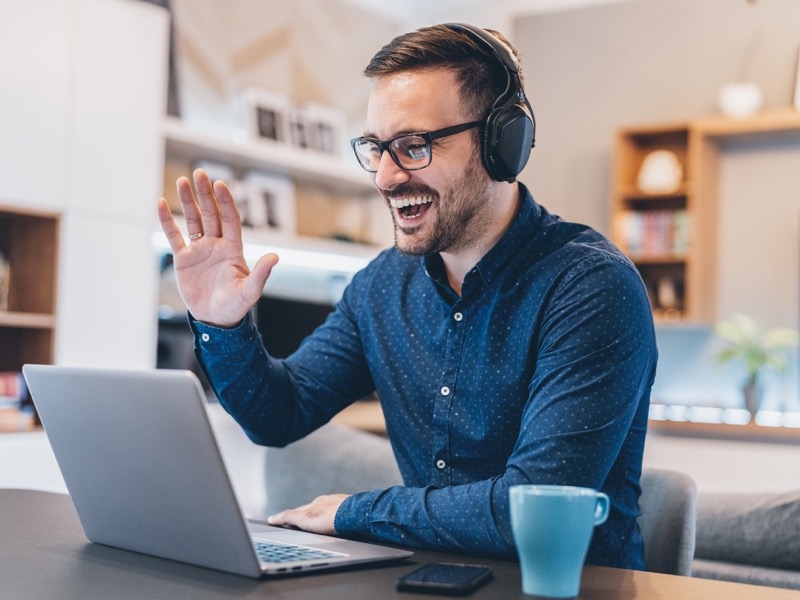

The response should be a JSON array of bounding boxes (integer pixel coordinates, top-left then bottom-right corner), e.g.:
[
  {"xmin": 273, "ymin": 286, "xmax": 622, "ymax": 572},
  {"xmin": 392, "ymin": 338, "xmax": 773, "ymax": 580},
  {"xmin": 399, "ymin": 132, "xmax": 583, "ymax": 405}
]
[
  {"xmin": 353, "ymin": 24, "xmax": 534, "ymax": 257},
  {"xmin": 362, "ymin": 24, "xmax": 535, "ymax": 183}
]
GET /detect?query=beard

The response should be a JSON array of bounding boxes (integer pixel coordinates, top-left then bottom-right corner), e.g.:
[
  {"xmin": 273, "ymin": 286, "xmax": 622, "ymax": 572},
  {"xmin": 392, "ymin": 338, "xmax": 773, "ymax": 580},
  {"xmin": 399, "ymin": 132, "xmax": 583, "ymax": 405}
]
[{"xmin": 386, "ymin": 153, "xmax": 492, "ymax": 256}]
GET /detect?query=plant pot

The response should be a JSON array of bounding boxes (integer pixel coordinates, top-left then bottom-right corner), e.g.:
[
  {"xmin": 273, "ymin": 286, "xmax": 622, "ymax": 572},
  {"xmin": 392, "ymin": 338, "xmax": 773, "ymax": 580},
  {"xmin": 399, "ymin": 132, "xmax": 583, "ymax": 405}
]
[
  {"xmin": 718, "ymin": 81, "xmax": 763, "ymax": 119},
  {"xmin": 742, "ymin": 377, "xmax": 762, "ymax": 421}
]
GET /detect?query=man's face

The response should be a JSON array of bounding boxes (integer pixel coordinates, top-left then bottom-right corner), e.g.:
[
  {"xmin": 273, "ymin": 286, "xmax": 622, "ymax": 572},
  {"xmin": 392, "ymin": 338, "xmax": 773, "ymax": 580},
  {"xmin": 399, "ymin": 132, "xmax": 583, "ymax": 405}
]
[{"xmin": 364, "ymin": 68, "xmax": 493, "ymax": 256}]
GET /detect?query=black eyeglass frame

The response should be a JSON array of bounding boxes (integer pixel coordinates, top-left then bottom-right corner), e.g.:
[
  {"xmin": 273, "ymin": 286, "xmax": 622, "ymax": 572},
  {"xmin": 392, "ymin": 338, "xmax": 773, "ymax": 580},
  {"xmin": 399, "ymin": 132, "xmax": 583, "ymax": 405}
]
[{"xmin": 350, "ymin": 119, "xmax": 483, "ymax": 172}]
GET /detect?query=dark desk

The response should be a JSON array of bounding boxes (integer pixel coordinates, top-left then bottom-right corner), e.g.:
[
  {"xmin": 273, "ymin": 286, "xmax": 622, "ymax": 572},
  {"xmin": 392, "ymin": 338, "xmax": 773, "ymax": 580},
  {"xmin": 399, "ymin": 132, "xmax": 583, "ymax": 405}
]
[{"xmin": 2, "ymin": 490, "xmax": 798, "ymax": 599}]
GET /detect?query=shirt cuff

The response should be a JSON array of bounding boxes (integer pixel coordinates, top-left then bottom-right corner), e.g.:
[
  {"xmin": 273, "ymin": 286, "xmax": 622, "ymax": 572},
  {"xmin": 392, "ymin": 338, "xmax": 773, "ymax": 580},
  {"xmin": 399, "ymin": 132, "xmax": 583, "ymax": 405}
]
[
  {"xmin": 188, "ymin": 312, "xmax": 259, "ymax": 353},
  {"xmin": 334, "ymin": 489, "xmax": 382, "ymax": 536}
]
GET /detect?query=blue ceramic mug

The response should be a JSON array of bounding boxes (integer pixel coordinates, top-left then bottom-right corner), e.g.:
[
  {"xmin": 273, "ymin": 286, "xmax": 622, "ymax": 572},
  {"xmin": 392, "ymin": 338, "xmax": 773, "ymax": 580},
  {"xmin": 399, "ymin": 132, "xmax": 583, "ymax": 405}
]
[{"xmin": 509, "ymin": 485, "xmax": 610, "ymax": 598}]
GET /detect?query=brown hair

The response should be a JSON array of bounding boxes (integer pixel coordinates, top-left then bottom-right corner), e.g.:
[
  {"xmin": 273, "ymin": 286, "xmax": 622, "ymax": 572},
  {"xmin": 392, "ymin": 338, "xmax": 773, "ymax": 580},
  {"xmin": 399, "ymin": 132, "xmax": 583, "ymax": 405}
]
[{"xmin": 363, "ymin": 24, "xmax": 524, "ymax": 125}]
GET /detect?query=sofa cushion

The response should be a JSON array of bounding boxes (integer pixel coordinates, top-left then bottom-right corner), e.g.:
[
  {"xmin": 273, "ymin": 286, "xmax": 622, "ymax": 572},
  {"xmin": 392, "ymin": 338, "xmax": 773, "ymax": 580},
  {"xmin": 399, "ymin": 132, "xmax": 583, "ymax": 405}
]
[{"xmin": 695, "ymin": 491, "xmax": 800, "ymax": 571}]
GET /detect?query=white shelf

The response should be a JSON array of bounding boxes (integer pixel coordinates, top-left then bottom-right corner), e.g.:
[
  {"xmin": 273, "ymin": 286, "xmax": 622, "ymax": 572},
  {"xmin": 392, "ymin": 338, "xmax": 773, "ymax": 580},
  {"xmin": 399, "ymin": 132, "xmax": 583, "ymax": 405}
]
[{"xmin": 163, "ymin": 117, "xmax": 375, "ymax": 197}]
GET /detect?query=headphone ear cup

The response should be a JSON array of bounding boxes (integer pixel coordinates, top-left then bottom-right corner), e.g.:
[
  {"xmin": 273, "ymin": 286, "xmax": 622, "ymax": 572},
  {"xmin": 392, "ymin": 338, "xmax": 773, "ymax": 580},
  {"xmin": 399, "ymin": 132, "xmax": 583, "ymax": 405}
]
[
  {"xmin": 483, "ymin": 103, "xmax": 534, "ymax": 182},
  {"xmin": 480, "ymin": 114, "xmax": 497, "ymax": 180}
]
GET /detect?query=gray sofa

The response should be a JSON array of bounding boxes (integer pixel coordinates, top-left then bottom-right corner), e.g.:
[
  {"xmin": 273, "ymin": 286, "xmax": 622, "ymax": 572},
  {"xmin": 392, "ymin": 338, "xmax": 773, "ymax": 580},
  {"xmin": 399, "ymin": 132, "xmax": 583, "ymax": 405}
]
[
  {"xmin": 692, "ymin": 491, "xmax": 800, "ymax": 590},
  {"xmin": 264, "ymin": 423, "xmax": 800, "ymax": 590}
]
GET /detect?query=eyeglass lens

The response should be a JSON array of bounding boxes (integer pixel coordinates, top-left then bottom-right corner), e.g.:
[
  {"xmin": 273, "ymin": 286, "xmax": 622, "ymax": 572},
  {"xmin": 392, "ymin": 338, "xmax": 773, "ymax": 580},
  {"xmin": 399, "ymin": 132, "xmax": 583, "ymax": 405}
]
[{"xmin": 353, "ymin": 135, "xmax": 431, "ymax": 172}]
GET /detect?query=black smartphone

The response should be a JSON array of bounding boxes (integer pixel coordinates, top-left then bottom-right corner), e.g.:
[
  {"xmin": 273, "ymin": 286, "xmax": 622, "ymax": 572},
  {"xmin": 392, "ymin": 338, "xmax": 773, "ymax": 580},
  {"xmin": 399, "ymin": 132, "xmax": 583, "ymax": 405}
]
[{"xmin": 396, "ymin": 562, "xmax": 493, "ymax": 595}]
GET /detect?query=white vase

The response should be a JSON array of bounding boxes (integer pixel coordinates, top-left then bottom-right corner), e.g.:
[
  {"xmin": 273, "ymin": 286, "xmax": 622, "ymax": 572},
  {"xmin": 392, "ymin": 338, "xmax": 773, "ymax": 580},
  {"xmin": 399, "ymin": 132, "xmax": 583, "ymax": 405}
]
[{"xmin": 718, "ymin": 81, "xmax": 763, "ymax": 119}]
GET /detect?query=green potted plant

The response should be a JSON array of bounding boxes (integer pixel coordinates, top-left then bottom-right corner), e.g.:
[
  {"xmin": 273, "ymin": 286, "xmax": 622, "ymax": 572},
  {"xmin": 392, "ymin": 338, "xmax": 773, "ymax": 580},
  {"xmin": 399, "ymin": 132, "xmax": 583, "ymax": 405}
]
[{"xmin": 714, "ymin": 313, "xmax": 798, "ymax": 419}]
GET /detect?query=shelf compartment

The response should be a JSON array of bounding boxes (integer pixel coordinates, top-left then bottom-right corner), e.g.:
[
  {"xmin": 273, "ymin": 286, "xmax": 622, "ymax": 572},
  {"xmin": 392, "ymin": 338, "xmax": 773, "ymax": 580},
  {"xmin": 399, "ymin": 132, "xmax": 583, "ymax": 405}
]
[
  {"xmin": 614, "ymin": 124, "xmax": 690, "ymax": 190},
  {"xmin": 0, "ymin": 327, "xmax": 55, "ymax": 372}
]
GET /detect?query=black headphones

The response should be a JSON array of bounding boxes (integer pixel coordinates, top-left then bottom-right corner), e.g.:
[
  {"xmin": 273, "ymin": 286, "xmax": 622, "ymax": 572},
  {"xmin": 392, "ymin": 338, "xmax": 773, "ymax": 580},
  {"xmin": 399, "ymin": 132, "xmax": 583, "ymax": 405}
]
[{"xmin": 444, "ymin": 23, "xmax": 536, "ymax": 183}]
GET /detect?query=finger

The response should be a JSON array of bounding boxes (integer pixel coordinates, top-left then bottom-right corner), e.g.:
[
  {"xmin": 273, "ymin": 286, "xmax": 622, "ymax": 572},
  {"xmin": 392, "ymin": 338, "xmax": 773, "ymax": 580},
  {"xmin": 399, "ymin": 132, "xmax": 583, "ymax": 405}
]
[
  {"xmin": 157, "ymin": 197, "xmax": 187, "ymax": 253},
  {"xmin": 176, "ymin": 176, "xmax": 204, "ymax": 239},
  {"xmin": 267, "ymin": 509, "xmax": 295, "ymax": 526},
  {"xmin": 212, "ymin": 179, "xmax": 243, "ymax": 243},
  {"xmin": 192, "ymin": 168, "xmax": 222, "ymax": 238}
]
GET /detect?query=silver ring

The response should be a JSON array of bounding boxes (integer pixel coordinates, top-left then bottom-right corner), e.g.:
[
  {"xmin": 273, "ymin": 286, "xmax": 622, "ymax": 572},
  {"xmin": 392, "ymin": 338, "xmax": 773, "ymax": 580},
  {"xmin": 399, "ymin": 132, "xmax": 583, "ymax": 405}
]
[{"xmin": 188, "ymin": 231, "xmax": 204, "ymax": 241}]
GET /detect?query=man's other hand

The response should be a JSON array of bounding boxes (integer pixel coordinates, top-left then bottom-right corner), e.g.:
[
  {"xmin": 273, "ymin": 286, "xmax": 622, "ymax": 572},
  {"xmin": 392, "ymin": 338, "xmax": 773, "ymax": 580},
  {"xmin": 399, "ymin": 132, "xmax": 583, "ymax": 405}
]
[{"xmin": 267, "ymin": 494, "xmax": 350, "ymax": 535}]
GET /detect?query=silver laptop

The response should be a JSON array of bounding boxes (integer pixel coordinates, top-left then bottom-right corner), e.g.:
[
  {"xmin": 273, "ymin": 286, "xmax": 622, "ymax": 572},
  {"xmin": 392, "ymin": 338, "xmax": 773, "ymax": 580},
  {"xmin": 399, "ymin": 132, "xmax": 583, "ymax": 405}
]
[{"xmin": 22, "ymin": 364, "xmax": 412, "ymax": 578}]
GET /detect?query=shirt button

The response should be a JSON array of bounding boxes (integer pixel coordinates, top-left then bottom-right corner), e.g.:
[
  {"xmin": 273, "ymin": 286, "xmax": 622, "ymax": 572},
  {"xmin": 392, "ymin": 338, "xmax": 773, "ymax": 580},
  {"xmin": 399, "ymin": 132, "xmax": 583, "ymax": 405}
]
[
  {"xmin": 453, "ymin": 312, "xmax": 463, "ymax": 322},
  {"xmin": 201, "ymin": 333, "xmax": 210, "ymax": 342},
  {"xmin": 436, "ymin": 459, "xmax": 446, "ymax": 469},
  {"xmin": 440, "ymin": 386, "xmax": 450, "ymax": 396}
]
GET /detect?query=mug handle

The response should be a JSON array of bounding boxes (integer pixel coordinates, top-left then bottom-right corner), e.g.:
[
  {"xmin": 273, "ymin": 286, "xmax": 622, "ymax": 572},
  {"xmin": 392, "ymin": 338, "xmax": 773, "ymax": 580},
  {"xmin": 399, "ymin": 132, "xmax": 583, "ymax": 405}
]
[{"xmin": 593, "ymin": 493, "xmax": 610, "ymax": 526}]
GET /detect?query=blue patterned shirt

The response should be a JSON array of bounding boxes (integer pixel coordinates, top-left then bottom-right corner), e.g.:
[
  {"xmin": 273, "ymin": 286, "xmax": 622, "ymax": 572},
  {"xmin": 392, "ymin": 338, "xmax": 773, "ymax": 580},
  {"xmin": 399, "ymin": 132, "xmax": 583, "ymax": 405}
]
[{"xmin": 190, "ymin": 184, "xmax": 656, "ymax": 569}]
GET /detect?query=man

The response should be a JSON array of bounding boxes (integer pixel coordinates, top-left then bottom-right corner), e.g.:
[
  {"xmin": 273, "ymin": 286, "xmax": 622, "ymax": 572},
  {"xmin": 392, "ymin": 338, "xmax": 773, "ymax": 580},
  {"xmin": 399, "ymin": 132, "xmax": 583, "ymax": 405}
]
[{"xmin": 157, "ymin": 23, "xmax": 657, "ymax": 569}]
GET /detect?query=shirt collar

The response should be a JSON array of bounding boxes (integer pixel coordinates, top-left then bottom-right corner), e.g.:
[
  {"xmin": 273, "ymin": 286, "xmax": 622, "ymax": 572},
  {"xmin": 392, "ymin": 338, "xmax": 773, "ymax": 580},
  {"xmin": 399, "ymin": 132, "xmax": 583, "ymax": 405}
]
[
  {"xmin": 421, "ymin": 183, "xmax": 543, "ymax": 293},
  {"xmin": 472, "ymin": 183, "xmax": 541, "ymax": 287}
]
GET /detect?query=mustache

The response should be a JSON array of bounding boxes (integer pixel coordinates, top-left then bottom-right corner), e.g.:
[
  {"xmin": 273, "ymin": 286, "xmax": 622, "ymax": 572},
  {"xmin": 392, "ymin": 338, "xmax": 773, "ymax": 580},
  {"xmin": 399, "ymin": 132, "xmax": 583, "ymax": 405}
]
[{"xmin": 381, "ymin": 183, "xmax": 439, "ymax": 200}]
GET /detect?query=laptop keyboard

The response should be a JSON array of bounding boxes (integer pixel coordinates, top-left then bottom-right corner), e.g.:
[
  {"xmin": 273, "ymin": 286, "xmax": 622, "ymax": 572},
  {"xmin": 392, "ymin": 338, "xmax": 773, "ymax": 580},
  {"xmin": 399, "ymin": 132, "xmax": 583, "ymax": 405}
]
[{"xmin": 254, "ymin": 540, "xmax": 342, "ymax": 564}]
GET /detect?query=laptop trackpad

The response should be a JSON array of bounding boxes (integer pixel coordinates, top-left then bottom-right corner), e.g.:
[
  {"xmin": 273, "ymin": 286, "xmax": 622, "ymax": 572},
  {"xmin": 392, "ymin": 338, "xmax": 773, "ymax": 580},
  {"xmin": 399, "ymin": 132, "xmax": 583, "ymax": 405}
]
[{"xmin": 252, "ymin": 529, "xmax": 335, "ymax": 546}]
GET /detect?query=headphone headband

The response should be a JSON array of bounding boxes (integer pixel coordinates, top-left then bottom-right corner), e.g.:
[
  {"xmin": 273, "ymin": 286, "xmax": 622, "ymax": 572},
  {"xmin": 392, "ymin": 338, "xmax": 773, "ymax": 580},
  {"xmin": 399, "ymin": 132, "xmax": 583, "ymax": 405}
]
[{"xmin": 444, "ymin": 22, "xmax": 521, "ymax": 76}]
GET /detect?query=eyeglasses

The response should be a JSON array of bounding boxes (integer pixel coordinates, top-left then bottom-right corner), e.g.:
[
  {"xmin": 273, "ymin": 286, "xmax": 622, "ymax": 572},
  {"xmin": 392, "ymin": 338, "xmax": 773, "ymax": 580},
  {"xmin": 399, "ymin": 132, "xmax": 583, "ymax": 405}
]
[{"xmin": 350, "ymin": 120, "xmax": 483, "ymax": 172}]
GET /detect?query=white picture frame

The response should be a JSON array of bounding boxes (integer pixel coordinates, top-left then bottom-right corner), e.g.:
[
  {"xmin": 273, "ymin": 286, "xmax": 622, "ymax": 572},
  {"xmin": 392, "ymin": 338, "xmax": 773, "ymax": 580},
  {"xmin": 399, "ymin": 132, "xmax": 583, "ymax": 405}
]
[
  {"xmin": 301, "ymin": 102, "xmax": 348, "ymax": 157},
  {"xmin": 239, "ymin": 88, "xmax": 292, "ymax": 144},
  {"xmin": 286, "ymin": 106, "xmax": 313, "ymax": 150},
  {"xmin": 240, "ymin": 171, "xmax": 296, "ymax": 236}
]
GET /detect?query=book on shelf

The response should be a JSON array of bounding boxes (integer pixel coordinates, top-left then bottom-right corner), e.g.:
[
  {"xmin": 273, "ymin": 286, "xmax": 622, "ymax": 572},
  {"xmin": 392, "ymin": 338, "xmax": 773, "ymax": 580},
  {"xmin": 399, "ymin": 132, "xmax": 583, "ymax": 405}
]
[
  {"xmin": 0, "ymin": 371, "xmax": 25, "ymax": 404},
  {"xmin": 615, "ymin": 209, "xmax": 690, "ymax": 259},
  {"xmin": 0, "ymin": 371, "xmax": 35, "ymax": 432}
]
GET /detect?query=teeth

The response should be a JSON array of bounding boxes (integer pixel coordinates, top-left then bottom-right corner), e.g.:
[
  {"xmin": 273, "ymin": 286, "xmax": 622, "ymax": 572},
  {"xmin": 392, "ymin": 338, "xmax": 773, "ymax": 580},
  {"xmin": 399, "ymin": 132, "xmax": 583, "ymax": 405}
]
[{"xmin": 390, "ymin": 195, "xmax": 433, "ymax": 209}]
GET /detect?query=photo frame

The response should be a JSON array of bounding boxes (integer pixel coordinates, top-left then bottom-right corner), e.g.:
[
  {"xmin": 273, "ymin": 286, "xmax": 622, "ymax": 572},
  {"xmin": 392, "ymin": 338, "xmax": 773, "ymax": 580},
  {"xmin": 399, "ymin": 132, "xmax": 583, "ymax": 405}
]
[
  {"xmin": 239, "ymin": 171, "xmax": 296, "ymax": 235},
  {"xmin": 301, "ymin": 103, "xmax": 348, "ymax": 157},
  {"xmin": 239, "ymin": 88, "xmax": 291, "ymax": 144},
  {"xmin": 286, "ymin": 106, "xmax": 312, "ymax": 150}
]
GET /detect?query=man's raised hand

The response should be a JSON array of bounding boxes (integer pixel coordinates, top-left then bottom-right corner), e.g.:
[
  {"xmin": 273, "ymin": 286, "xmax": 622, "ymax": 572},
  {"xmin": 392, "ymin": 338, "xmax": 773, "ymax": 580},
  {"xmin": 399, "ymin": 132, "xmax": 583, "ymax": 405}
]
[{"xmin": 156, "ymin": 168, "xmax": 279, "ymax": 328}]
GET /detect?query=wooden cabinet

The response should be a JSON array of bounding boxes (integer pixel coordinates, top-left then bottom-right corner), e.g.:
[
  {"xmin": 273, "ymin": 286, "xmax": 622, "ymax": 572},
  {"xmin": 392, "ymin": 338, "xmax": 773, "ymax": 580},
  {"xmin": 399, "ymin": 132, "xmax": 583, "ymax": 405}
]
[
  {"xmin": 0, "ymin": 204, "xmax": 59, "ymax": 371},
  {"xmin": 0, "ymin": 204, "xmax": 59, "ymax": 431},
  {"xmin": 611, "ymin": 109, "xmax": 800, "ymax": 325}
]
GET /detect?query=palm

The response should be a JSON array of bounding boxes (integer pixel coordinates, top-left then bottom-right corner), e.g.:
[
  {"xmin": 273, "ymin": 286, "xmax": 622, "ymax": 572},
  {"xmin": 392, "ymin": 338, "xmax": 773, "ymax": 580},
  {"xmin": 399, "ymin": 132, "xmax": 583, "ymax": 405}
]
[{"xmin": 172, "ymin": 237, "xmax": 255, "ymax": 326}]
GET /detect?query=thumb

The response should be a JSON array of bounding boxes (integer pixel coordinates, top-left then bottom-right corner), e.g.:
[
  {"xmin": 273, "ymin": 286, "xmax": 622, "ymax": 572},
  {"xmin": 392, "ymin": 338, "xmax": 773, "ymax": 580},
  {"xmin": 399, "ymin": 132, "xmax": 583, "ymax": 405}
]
[{"xmin": 244, "ymin": 252, "xmax": 279, "ymax": 299}]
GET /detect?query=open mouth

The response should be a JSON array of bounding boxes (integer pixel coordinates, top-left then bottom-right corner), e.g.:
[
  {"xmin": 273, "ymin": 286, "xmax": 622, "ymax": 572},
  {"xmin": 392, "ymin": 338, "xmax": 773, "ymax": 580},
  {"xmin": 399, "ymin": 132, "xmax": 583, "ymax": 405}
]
[{"xmin": 390, "ymin": 195, "xmax": 434, "ymax": 220}]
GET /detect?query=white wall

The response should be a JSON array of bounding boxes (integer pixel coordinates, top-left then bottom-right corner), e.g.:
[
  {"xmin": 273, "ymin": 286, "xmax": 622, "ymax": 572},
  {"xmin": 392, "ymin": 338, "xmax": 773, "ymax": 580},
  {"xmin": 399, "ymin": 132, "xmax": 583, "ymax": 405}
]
[
  {"xmin": 643, "ymin": 433, "xmax": 800, "ymax": 495},
  {"xmin": 1, "ymin": 0, "xmax": 169, "ymax": 369}
]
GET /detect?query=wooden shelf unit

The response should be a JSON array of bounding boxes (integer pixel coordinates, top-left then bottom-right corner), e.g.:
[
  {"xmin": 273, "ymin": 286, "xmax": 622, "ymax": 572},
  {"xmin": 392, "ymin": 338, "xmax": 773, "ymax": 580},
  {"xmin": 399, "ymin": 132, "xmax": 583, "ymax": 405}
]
[
  {"xmin": 0, "ymin": 204, "xmax": 60, "ymax": 372},
  {"xmin": 611, "ymin": 109, "xmax": 800, "ymax": 325}
]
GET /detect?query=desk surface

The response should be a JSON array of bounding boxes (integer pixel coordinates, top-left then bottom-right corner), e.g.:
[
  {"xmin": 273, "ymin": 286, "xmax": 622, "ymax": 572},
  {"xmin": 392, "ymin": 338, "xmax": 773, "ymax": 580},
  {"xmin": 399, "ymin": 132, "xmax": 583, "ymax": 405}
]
[{"xmin": 2, "ymin": 489, "xmax": 798, "ymax": 600}]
